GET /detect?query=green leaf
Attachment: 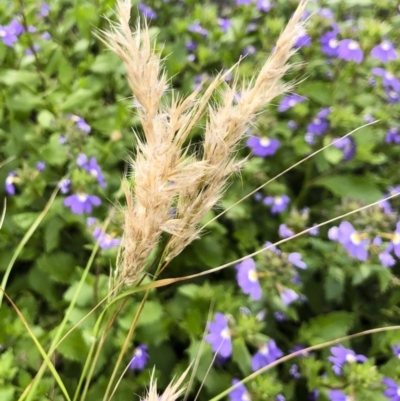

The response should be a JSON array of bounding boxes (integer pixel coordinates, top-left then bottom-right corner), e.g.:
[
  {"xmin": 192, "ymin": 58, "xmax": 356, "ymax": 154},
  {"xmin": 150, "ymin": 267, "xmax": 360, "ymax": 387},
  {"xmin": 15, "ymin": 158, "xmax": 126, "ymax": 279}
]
[
  {"xmin": 36, "ymin": 252, "xmax": 77, "ymax": 284},
  {"xmin": 57, "ymin": 327, "xmax": 89, "ymax": 362},
  {"xmin": 314, "ymin": 174, "xmax": 382, "ymax": 203},
  {"xmin": 324, "ymin": 267, "xmax": 345, "ymax": 301},
  {"xmin": 63, "ymin": 279, "xmax": 94, "ymax": 307},
  {"xmin": 299, "ymin": 82, "xmax": 332, "ymax": 105},
  {"xmin": 137, "ymin": 301, "xmax": 164, "ymax": 326},
  {"xmin": 44, "ymin": 216, "xmax": 64, "ymax": 253},
  {"xmin": 37, "ymin": 110, "xmax": 55, "ymax": 128},
  {"xmin": 60, "ymin": 89, "xmax": 95, "ymax": 112},
  {"xmin": 0, "ymin": 70, "xmax": 40, "ymax": 87},
  {"xmin": 6, "ymin": 91, "xmax": 44, "ymax": 112},
  {"xmin": 0, "ymin": 386, "xmax": 15, "ymax": 401},
  {"xmin": 13, "ymin": 213, "xmax": 40, "ymax": 230},
  {"xmin": 299, "ymin": 311, "xmax": 355, "ymax": 345},
  {"xmin": 41, "ymin": 134, "xmax": 68, "ymax": 166},
  {"xmin": 323, "ymin": 146, "xmax": 343, "ymax": 165},
  {"xmin": 232, "ymin": 337, "xmax": 252, "ymax": 375},
  {"xmin": 90, "ymin": 53, "xmax": 122, "ymax": 74},
  {"xmin": 178, "ymin": 284, "xmax": 200, "ymax": 299}
]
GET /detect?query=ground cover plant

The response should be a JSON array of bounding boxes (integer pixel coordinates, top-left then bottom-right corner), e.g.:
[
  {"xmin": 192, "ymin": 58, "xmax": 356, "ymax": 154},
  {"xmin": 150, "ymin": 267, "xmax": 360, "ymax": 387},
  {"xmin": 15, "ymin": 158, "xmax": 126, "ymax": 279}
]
[{"xmin": 1, "ymin": 0, "xmax": 400, "ymax": 400}]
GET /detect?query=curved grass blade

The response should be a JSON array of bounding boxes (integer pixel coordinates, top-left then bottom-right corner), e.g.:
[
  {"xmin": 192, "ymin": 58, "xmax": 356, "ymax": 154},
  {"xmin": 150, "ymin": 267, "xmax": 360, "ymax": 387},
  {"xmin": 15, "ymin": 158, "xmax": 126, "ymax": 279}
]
[
  {"xmin": 0, "ymin": 182, "xmax": 60, "ymax": 309},
  {"xmin": 1, "ymin": 289, "xmax": 71, "ymax": 401},
  {"xmin": 208, "ymin": 325, "xmax": 400, "ymax": 401}
]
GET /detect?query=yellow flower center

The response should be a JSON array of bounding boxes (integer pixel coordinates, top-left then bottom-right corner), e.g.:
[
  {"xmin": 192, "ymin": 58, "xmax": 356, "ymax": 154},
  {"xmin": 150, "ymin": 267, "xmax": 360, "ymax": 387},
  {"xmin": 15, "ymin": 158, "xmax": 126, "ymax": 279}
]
[
  {"xmin": 260, "ymin": 137, "xmax": 271, "ymax": 147},
  {"xmin": 221, "ymin": 327, "xmax": 231, "ymax": 340},
  {"xmin": 248, "ymin": 270, "xmax": 258, "ymax": 282},
  {"xmin": 348, "ymin": 41, "xmax": 359, "ymax": 50},
  {"xmin": 350, "ymin": 233, "xmax": 361, "ymax": 245}
]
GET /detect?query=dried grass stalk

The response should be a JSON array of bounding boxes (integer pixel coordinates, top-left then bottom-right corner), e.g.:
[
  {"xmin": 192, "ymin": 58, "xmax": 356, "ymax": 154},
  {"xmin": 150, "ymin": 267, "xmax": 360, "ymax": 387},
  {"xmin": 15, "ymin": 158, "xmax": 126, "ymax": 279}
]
[
  {"xmin": 100, "ymin": 0, "xmax": 308, "ymax": 286},
  {"xmin": 143, "ymin": 366, "xmax": 190, "ymax": 401}
]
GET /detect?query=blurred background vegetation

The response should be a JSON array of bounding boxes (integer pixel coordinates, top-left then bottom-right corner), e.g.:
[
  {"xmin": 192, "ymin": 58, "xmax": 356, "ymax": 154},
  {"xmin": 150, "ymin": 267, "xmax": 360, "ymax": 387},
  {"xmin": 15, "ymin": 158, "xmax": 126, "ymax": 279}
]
[{"xmin": 1, "ymin": 0, "xmax": 400, "ymax": 400}]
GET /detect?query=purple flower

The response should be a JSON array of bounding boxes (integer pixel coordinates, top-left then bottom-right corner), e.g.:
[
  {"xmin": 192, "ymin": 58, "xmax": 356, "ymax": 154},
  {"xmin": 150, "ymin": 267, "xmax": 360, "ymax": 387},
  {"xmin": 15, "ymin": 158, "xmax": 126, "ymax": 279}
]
[
  {"xmin": 38, "ymin": 3, "xmax": 50, "ymax": 17},
  {"xmin": 36, "ymin": 161, "xmax": 46, "ymax": 171},
  {"xmin": 333, "ymin": 137, "xmax": 356, "ymax": 161},
  {"xmin": 280, "ymin": 288, "xmax": 299, "ymax": 305},
  {"xmin": 274, "ymin": 311, "xmax": 286, "ymax": 321},
  {"xmin": 26, "ymin": 44, "xmax": 40, "ymax": 56},
  {"xmin": 242, "ymin": 45, "xmax": 256, "ymax": 56},
  {"xmin": 206, "ymin": 313, "xmax": 232, "ymax": 358},
  {"xmin": 391, "ymin": 344, "xmax": 400, "ymax": 359},
  {"xmin": 8, "ymin": 20, "xmax": 24, "ymax": 36},
  {"xmin": 252, "ymin": 340, "xmax": 283, "ymax": 371},
  {"xmin": 246, "ymin": 136, "xmax": 280, "ymax": 157},
  {"xmin": 279, "ymin": 224, "xmax": 294, "ymax": 239},
  {"xmin": 294, "ymin": 29, "xmax": 311, "ymax": 48},
  {"xmin": 289, "ymin": 364, "xmax": 301, "ymax": 379},
  {"xmin": 236, "ymin": 0, "xmax": 253, "ymax": 5},
  {"xmin": 264, "ymin": 241, "xmax": 281, "ymax": 254},
  {"xmin": 0, "ymin": 20, "xmax": 24, "ymax": 47},
  {"xmin": 86, "ymin": 217, "xmax": 97, "ymax": 227},
  {"xmin": 372, "ymin": 68, "xmax": 400, "ymax": 91},
  {"xmin": 93, "ymin": 227, "xmax": 121, "ymax": 249},
  {"xmin": 76, "ymin": 117, "xmax": 91, "ymax": 133},
  {"xmin": 59, "ymin": 179, "xmax": 71, "ymax": 194},
  {"xmin": 337, "ymin": 39, "xmax": 363, "ymax": 63},
  {"xmin": 305, "ymin": 132, "xmax": 316, "ymax": 145},
  {"xmin": 236, "ymin": 258, "xmax": 262, "ymax": 300},
  {"xmin": 309, "ymin": 389, "xmax": 319, "ymax": 401},
  {"xmin": 218, "ymin": 18, "xmax": 231, "ymax": 33},
  {"xmin": 371, "ymin": 41, "xmax": 397, "ymax": 63},
  {"xmin": 318, "ymin": 8, "xmax": 334, "ymax": 19},
  {"xmin": 382, "ymin": 378, "xmax": 400, "ymax": 401},
  {"xmin": 328, "ymin": 390, "xmax": 349, "ymax": 401},
  {"xmin": 86, "ymin": 158, "xmax": 106, "ymax": 187},
  {"xmin": 328, "ymin": 344, "xmax": 367, "ymax": 375},
  {"xmin": 287, "ymin": 120, "xmax": 298, "ymax": 130},
  {"xmin": 77, "ymin": 153, "xmax": 88, "ymax": 167},
  {"xmin": 317, "ymin": 107, "xmax": 332, "ymax": 118},
  {"xmin": 391, "ymin": 222, "xmax": 400, "ymax": 258},
  {"xmin": 307, "ymin": 118, "xmax": 329, "ymax": 136},
  {"xmin": 386, "ymin": 89, "xmax": 400, "ymax": 104},
  {"xmin": 276, "ymin": 395, "xmax": 285, "ymax": 401},
  {"xmin": 5, "ymin": 172, "xmax": 17, "ymax": 195},
  {"xmin": 364, "ymin": 113, "xmax": 376, "ymax": 123},
  {"xmin": 320, "ymin": 31, "xmax": 339, "ymax": 57},
  {"xmin": 254, "ymin": 192, "xmax": 263, "ymax": 201},
  {"xmin": 77, "ymin": 154, "xmax": 106, "ymax": 187},
  {"xmin": 63, "ymin": 194, "xmax": 101, "ymax": 214},
  {"xmin": 380, "ymin": 251, "xmax": 396, "ymax": 267},
  {"xmin": 278, "ymin": 94, "xmax": 306, "ymax": 112},
  {"xmin": 186, "ymin": 40, "xmax": 197, "ymax": 52},
  {"xmin": 40, "ymin": 32, "xmax": 51, "ymax": 40},
  {"xmin": 229, "ymin": 379, "xmax": 250, "ymax": 401},
  {"xmin": 263, "ymin": 195, "xmax": 290, "ymax": 214},
  {"xmin": 386, "ymin": 128, "xmax": 400, "ymax": 144},
  {"xmin": 309, "ymin": 224, "xmax": 319, "ymax": 236},
  {"xmin": 288, "ymin": 252, "xmax": 307, "ymax": 269},
  {"xmin": 138, "ymin": 3, "xmax": 157, "ymax": 19},
  {"xmin": 290, "ymin": 345, "xmax": 310, "ymax": 356},
  {"xmin": 188, "ymin": 21, "xmax": 208, "ymax": 37},
  {"xmin": 129, "ymin": 345, "xmax": 148, "ymax": 371},
  {"xmin": 256, "ymin": 0, "xmax": 273, "ymax": 12},
  {"xmin": 335, "ymin": 221, "xmax": 369, "ymax": 261}
]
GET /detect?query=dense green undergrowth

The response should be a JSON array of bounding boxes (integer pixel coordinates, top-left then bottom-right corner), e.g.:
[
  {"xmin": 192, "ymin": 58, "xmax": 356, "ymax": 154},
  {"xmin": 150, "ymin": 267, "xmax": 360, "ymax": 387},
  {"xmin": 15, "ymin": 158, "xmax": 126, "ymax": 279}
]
[{"xmin": 1, "ymin": 0, "xmax": 400, "ymax": 400}]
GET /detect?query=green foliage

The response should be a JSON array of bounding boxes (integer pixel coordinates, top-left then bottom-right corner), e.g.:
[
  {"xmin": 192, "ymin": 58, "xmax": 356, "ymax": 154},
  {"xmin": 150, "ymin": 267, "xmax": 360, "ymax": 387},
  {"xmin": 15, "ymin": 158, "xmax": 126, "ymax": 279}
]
[{"xmin": 1, "ymin": 0, "xmax": 400, "ymax": 400}]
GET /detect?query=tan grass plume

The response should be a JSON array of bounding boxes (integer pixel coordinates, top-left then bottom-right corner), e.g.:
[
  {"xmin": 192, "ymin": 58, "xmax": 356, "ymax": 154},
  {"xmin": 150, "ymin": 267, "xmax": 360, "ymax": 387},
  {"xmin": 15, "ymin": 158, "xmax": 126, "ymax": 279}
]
[
  {"xmin": 100, "ymin": 0, "xmax": 308, "ymax": 287},
  {"xmin": 142, "ymin": 366, "xmax": 190, "ymax": 401}
]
